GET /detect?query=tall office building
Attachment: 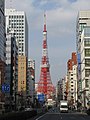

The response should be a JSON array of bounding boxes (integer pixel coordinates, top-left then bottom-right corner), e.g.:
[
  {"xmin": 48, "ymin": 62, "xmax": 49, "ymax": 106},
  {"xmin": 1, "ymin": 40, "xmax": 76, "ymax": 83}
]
[
  {"xmin": 6, "ymin": 32, "xmax": 18, "ymax": 110},
  {"xmin": 0, "ymin": 0, "xmax": 6, "ymax": 102},
  {"xmin": 5, "ymin": 9, "xmax": 28, "ymax": 95},
  {"xmin": 76, "ymin": 11, "xmax": 90, "ymax": 108},
  {"xmin": 5, "ymin": 9, "xmax": 28, "ymax": 57}
]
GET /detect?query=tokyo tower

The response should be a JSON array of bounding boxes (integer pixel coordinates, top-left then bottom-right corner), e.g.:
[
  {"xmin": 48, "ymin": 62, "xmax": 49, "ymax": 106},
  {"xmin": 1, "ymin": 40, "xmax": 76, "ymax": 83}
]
[{"xmin": 37, "ymin": 13, "xmax": 54, "ymax": 99}]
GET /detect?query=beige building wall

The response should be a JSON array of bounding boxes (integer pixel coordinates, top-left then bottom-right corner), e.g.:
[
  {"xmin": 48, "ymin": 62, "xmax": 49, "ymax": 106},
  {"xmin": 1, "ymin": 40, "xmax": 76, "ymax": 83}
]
[{"xmin": 18, "ymin": 56, "xmax": 27, "ymax": 94}]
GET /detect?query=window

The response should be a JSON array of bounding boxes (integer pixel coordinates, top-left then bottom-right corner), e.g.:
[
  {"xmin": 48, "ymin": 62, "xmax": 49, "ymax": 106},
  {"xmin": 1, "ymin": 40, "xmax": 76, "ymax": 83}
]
[
  {"xmin": 85, "ymin": 49, "xmax": 90, "ymax": 57},
  {"xmin": 85, "ymin": 79, "xmax": 89, "ymax": 88},
  {"xmin": 85, "ymin": 59, "xmax": 90, "ymax": 66},
  {"xmin": 84, "ymin": 27, "xmax": 90, "ymax": 37},
  {"xmin": 84, "ymin": 38, "xmax": 90, "ymax": 47},
  {"xmin": 71, "ymin": 89, "xmax": 73, "ymax": 91},
  {"xmin": 85, "ymin": 69, "xmax": 90, "ymax": 77},
  {"xmin": 71, "ymin": 81, "xmax": 73, "ymax": 83},
  {"xmin": 79, "ymin": 23, "xmax": 86, "ymax": 32}
]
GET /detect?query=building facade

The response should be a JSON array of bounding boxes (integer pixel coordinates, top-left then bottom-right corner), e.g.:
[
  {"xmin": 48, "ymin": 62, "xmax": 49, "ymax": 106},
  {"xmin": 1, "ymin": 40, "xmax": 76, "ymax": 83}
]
[
  {"xmin": 6, "ymin": 32, "xmax": 18, "ymax": 110},
  {"xmin": 56, "ymin": 79, "xmax": 63, "ymax": 103},
  {"xmin": 5, "ymin": 9, "xmax": 28, "ymax": 57},
  {"xmin": 76, "ymin": 11, "xmax": 90, "ymax": 108},
  {"xmin": 5, "ymin": 9, "xmax": 28, "ymax": 96},
  {"xmin": 62, "ymin": 76, "xmax": 68, "ymax": 100},
  {"xmin": 67, "ymin": 52, "xmax": 78, "ymax": 109},
  {"xmin": 0, "ymin": 0, "xmax": 6, "ymax": 102},
  {"xmin": 28, "ymin": 59, "xmax": 35, "ymax": 104},
  {"xmin": 80, "ymin": 26, "xmax": 90, "ymax": 108}
]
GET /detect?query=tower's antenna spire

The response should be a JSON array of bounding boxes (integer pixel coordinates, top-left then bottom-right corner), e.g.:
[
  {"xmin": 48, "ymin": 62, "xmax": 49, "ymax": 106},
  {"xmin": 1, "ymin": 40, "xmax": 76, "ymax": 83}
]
[{"xmin": 44, "ymin": 12, "xmax": 47, "ymax": 32}]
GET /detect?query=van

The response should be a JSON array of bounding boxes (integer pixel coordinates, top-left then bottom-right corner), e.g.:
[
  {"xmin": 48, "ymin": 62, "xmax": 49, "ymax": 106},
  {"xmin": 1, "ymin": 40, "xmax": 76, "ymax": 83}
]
[{"xmin": 60, "ymin": 100, "xmax": 68, "ymax": 113}]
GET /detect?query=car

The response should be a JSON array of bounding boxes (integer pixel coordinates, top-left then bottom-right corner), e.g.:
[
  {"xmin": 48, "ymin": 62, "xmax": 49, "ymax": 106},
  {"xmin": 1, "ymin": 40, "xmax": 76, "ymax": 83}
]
[
  {"xmin": 86, "ymin": 108, "xmax": 90, "ymax": 115},
  {"xmin": 19, "ymin": 106, "xmax": 25, "ymax": 111},
  {"xmin": 25, "ymin": 107, "xmax": 32, "ymax": 111}
]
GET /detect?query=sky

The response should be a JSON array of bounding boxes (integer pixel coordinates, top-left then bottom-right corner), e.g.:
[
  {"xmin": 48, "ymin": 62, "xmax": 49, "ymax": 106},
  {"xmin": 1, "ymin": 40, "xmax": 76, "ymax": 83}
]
[{"xmin": 5, "ymin": 0, "xmax": 90, "ymax": 86}]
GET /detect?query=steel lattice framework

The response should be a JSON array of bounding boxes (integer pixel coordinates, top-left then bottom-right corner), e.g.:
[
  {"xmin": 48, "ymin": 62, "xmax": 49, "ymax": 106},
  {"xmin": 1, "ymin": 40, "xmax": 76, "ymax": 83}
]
[{"xmin": 37, "ymin": 13, "xmax": 54, "ymax": 99}]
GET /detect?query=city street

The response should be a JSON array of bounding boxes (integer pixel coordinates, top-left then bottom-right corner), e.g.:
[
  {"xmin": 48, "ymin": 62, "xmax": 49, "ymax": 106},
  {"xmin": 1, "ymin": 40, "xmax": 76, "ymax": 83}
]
[{"xmin": 29, "ymin": 108, "xmax": 90, "ymax": 120}]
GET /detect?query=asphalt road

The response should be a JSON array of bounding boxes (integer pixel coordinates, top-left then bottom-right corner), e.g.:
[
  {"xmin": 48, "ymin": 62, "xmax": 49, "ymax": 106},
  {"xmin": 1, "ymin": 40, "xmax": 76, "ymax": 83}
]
[{"xmin": 28, "ymin": 108, "xmax": 90, "ymax": 120}]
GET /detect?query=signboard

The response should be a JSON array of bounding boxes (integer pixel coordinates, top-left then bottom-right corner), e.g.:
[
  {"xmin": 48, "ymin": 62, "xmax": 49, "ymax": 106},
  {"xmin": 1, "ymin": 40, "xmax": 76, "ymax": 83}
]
[
  {"xmin": 2, "ymin": 84, "xmax": 10, "ymax": 93},
  {"xmin": 37, "ymin": 93, "xmax": 45, "ymax": 103}
]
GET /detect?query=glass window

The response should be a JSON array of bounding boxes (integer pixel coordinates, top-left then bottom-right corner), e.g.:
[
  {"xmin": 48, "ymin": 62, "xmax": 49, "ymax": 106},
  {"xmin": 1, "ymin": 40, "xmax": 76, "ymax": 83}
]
[
  {"xmin": 85, "ymin": 69, "xmax": 90, "ymax": 77},
  {"xmin": 85, "ymin": 79, "xmax": 89, "ymax": 88},
  {"xmin": 85, "ymin": 59, "xmax": 90, "ymax": 66},
  {"xmin": 84, "ymin": 27, "xmax": 90, "ymax": 37},
  {"xmin": 79, "ymin": 23, "xmax": 86, "ymax": 32},
  {"xmin": 85, "ymin": 49, "xmax": 90, "ymax": 57},
  {"xmin": 84, "ymin": 38, "xmax": 90, "ymax": 46}
]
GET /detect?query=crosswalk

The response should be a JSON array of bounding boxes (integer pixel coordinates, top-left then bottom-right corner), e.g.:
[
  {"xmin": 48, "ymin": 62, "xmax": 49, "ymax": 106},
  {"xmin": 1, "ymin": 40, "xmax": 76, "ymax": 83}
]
[{"xmin": 48, "ymin": 107, "xmax": 60, "ymax": 113}]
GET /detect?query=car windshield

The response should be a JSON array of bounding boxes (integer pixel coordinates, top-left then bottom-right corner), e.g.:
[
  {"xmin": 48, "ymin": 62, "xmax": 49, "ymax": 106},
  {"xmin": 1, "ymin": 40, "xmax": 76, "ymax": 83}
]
[{"xmin": 61, "ymin": 105, "xmax": 68, "ymax": 108}]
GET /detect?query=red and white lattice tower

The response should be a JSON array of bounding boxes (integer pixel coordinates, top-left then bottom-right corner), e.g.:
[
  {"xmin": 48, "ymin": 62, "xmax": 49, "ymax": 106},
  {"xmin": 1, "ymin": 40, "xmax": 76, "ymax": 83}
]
[{"xmin": 37, "ymin": 13, "xmax": 54, "ymax": 99}]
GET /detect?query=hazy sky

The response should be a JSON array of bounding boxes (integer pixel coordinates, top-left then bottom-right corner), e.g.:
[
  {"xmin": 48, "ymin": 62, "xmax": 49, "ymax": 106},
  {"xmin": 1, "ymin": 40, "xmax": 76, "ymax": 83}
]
[{"xmin": 5, "ymin": 0, "xmax": 90, "ymax": 86}]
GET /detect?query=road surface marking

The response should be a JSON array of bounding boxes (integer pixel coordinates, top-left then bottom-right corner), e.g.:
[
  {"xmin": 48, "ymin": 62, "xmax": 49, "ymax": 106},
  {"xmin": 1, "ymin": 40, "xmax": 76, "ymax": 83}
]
[{"xmin": 36, "ymin": 113, "xmax": 47, "ymax": 120}]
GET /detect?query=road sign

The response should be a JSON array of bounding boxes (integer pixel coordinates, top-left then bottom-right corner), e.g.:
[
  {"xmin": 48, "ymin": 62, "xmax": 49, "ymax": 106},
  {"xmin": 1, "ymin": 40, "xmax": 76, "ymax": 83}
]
[
  {"xmin": 37, "ymin": 93, "xmax": 45, "ymax": 102},
  {"xmin": 2, "ymin": 84, "xmax": 10, "ymax": 93}
]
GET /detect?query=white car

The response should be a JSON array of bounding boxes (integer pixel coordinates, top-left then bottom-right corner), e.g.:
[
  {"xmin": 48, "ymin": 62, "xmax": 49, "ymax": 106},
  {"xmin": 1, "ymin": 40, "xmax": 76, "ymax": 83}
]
[{"xmin": 25, "ymin": 107, "xmax": 32, "ymax": 111}]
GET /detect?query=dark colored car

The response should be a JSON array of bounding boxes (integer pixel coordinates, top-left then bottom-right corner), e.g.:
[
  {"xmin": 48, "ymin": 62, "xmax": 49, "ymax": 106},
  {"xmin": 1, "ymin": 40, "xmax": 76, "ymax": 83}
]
[
  {"xmin": 19, "ymin": 106, "xmax": 25, "ymax": 111},
  {"xmin": 86, "ymin": 108, "xmax": 90, "ymax": 115}
]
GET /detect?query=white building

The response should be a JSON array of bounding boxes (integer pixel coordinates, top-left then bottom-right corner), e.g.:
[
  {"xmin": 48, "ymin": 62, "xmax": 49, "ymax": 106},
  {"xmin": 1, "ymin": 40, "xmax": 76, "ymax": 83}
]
[
  {"xmin": 76, "ymin": 11, "xmax": 90, "ymax": 108},
  {"xmin": 5, "ymin": 9, "xmax": 28, "ymax": 57},
  {"xmin": 67, "ymin": 65, "xmax": 78, "ymax": 109},
  {"xmin": 80, "ymin": 26, "xmax": 90, "ymax": 108}
]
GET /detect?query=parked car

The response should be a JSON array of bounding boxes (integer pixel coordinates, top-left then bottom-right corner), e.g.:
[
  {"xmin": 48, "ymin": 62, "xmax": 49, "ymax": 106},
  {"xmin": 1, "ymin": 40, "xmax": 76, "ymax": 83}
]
[
  {"xmin": 19, "ymin": 106, "xmax": 25, "ymax": 111},
  {"xmin": 86, "ymin": 108, "xmax": 90, "ymax": 115},
  {"xmin": 25, "ymin": 107, "xmax": 32, "ymax": 111}
]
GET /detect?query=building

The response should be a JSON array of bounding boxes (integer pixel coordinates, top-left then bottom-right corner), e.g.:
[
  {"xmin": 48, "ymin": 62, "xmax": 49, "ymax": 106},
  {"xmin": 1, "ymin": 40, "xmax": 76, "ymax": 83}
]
[
  {"xmin": 80, "ymin": 26, "xmax": 90, "ymax": 108},
  {"xmin": 76, "ymin": 11, "xmax": 90, "ymax": 108},
  {"xmin": 67, "ymin": 52, "xmax": 78, "ymax": 109},
  {"xmin": 27, "ymin": 59, "xmax": 35, "ymax": 104},
  {"xmin": 5, "ymin": 9, "xmax": 28, "ymax": 96},
  {"xmin": 0, "ymin": 0, "xmax": 6, "ymax": 102},
  {"xmin": 56, "ymin": 79, "xmax": 63, "ymax": 103},
  {"xmin": 62, "ymin": 76, "xmax": 68, "ymax": 100},
  {"xmin": 18, "ymin": 56, "xmax": 27, "ymax": 92},
  {"xmin": 5, "ymin": 32, "xmax": 18, "ymax": 110},
  {"xmin": 5, "ymin": 9, "xmax": 28, "ymax": 57}
]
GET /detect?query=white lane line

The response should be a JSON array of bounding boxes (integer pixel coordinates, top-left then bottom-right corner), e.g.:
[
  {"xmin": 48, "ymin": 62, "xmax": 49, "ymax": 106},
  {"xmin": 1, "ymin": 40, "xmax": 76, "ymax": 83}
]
[{"xmin": 36, "ymin": 113, "xmax": 47, "ymax": 120}]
